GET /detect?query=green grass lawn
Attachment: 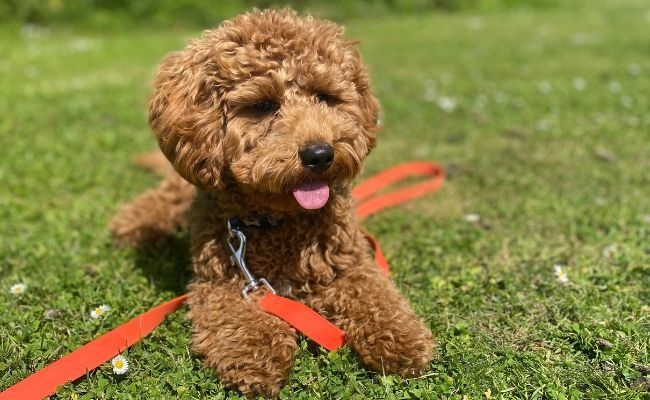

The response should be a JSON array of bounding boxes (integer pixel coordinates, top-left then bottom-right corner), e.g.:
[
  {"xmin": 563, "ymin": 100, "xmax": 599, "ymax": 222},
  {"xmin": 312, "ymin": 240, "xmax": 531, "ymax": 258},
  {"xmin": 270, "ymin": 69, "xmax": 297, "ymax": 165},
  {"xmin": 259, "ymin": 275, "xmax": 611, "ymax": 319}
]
[{"xmin": 1, "ymin": 0, "xmax": 649, "ymax": 398}]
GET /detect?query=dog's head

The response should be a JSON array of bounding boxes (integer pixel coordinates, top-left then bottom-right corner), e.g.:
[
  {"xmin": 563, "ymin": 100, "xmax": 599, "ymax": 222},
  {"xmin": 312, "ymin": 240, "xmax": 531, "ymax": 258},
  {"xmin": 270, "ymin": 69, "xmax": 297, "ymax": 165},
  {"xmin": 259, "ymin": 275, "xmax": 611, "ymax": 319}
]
[{"xmin": 149, "ymin": 9, "xmax": 380, "ymax": 212}]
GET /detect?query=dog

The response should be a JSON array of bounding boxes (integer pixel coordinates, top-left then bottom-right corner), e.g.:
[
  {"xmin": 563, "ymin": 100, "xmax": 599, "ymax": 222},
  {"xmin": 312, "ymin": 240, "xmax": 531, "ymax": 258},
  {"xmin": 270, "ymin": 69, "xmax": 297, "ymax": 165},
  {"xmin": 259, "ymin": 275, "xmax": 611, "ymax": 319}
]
[{"xmin": 109, "ymin": 9, "xmax": 435, "ymax": 397}]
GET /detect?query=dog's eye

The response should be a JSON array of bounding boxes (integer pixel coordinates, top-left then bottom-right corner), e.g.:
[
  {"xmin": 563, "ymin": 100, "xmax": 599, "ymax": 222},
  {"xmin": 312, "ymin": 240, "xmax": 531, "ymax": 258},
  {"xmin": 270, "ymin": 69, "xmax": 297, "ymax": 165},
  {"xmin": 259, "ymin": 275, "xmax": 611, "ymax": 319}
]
[
  {"xmin": 253, "ymin": 100, "xmax": 280, "ymax": 114},
  {"xmin": 315, "ymin": 93, "xmax": 330, "ymax": 103}
]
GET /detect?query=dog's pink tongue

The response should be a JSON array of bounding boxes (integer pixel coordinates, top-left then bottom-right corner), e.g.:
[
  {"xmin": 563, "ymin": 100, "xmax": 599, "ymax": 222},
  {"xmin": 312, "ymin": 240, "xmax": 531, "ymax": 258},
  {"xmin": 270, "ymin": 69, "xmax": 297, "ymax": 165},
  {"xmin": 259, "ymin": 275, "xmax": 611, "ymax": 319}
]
[{"xmin": 292, "ymin": 181, "xmax": 330, "ymax": 210}]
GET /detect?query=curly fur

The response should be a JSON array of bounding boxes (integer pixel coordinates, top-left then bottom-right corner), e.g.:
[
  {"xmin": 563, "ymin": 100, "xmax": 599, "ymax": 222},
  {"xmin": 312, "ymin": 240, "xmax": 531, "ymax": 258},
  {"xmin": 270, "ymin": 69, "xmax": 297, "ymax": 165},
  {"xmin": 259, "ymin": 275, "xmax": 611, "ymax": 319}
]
[{"xmin": 110, "ymin": 9, "xmax": 435, "ymax": 397}]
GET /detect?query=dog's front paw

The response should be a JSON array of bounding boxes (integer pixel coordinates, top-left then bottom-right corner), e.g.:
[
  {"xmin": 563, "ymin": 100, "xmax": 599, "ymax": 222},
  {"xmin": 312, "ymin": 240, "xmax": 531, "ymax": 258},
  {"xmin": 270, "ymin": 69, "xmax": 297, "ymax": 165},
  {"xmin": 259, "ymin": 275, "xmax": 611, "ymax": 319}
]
[
  {"xmin": 188, "ymin": 282, "xmax": 300, "ymax": 398},
  {"xmin": 205, "ymin": 332, "xmax": 297, "ymax": 398},
  {"xmin": 350, "ymin": 314, "xmax": 436, "ymax": 377}
]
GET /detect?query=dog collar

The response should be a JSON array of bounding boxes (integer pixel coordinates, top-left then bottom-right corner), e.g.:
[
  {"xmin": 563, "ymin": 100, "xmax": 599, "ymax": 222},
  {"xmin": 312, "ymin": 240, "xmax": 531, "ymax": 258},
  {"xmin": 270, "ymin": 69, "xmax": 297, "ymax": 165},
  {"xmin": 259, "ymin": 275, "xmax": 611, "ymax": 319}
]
[{"xmin": 228, "ymin": 215, "xmax": 283, "ymax": 230}]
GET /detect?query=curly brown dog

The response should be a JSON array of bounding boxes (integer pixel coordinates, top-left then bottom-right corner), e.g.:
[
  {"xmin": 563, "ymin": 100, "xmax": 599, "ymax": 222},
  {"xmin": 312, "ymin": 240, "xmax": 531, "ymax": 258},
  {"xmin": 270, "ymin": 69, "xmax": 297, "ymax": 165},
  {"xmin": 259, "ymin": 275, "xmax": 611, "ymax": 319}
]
[{"xmin": 109, "ymin": 9, "xmax": 435, "ymax": 397}]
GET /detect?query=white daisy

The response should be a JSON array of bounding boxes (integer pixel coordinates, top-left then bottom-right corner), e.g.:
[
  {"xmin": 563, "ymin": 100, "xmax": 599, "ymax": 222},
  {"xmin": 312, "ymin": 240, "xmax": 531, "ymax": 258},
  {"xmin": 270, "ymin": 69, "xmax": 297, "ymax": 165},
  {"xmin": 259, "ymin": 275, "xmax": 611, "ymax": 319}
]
[
  {"xmin": 423, "ymin": 87, "xmax": 437, "ymax": 102},
  {"xmin": 608, "ymin": 81, "xmax": 622, "ymax": 94},
  {"xmin": 111, "ymin": 354, "xmax": 129, "ymax": 375},
  {"xmin": 570, "ymin": 32, "xmax": 593, "ymax": 47},
  {"xmin": 535, "ymin": 119, "xmax": 550, "ymax": 132},
  {"xmin": 572, "ymin": 77, "xmax": 587, "ymax": 91},
  {"xmin": 493, "ymin": 91, "xmax": 507, "ymax": 104},
  {"xmin": 602, "ymin": 244, "xmax": 617, "ymax": 258},
  {"xmin": 66, "ymin": 37, "xmax": 95, "ymax": 53},
  {"xmin": 90, "ymin": 304, "xmax": 110, "ymax": 319},
  {"xmin": 553, "ymin": 265, "xmax": 569, "ymax": 284},
  {"xmin": 437, "ymin": 96, "xmax": 457, "ymax": 113},
  {"xmin": 466, "ymin": 17, "xmax": 484, "ymax": 31},
  {"xmin": 621, "ymin": 96, "xmax": 633, "ymax": 109},
  {"xmin": 464, "ymin": 213, "xmax": 481, "ymax": 223},
  {"xmin": 9, "ymin": 283, "xmax": 26, "ymax": 295},
  {"xmin": 537, "ymin": 81, "xmax": 552, "ymax": 94},
  {"xmin": 627, "ymin": 63, "xmax": 641, "ymax": 76},
  {"xmin": 625, "ymin": 116, "xmax": 640, "ymax": 127}
]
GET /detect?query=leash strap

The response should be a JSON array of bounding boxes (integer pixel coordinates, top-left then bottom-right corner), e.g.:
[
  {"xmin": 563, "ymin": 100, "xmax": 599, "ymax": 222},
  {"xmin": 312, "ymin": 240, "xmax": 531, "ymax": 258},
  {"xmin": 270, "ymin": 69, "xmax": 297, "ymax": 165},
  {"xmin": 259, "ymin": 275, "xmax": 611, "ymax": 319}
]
[
  {"xmin": 0, "ymin": 161, "xmax": 444, "ymax": 399},
  {"xmin": 363, "ymin": 231, "xmax": 390, "ymax": 277},
  {"xmin": 353, "ymin": 161, "xmax": 445, "ymax": 219},
  {"xmin": 354, "ymin": 161, "xmax": 445, "ymax": 277},
  {"xmin": 258, "ymin": 293, "xmax": 345, "ymax": 351},
  {"xmin": 0, "ymin": 294, "xmax": 188, "ymax": 400}
]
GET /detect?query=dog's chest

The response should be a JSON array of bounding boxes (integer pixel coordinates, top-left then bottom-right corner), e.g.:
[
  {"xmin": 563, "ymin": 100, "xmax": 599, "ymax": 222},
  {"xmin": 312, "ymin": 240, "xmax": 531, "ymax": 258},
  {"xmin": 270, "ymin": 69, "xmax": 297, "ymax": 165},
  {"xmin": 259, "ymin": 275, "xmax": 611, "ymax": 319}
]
[{"xmin": 236, "ymin": 227, "xmax": 339, "ymax": 296}]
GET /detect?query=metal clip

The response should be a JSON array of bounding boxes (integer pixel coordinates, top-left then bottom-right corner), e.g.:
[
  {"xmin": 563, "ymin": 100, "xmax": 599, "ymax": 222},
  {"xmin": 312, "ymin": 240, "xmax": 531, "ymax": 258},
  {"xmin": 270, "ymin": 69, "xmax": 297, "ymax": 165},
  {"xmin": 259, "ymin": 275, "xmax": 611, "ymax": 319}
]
[{"xmin": 226, "ymin": 219, "xmax": 276, "ymax": 298}]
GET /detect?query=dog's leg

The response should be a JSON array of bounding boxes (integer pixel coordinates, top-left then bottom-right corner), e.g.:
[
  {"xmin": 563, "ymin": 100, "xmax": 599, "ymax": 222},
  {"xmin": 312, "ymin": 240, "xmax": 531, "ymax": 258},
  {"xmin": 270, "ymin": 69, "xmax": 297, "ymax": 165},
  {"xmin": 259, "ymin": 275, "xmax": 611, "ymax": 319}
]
[
  {"xmin": 307, "ymin": 262, "xmax": 436, "ymax": 377},
  {"xmin": 108, "ymin": 173, "xmax": 195, "ymax": 247},
  {"xmin": 187, "ymin": 281, "xmax": 298, "ymax": 398}
]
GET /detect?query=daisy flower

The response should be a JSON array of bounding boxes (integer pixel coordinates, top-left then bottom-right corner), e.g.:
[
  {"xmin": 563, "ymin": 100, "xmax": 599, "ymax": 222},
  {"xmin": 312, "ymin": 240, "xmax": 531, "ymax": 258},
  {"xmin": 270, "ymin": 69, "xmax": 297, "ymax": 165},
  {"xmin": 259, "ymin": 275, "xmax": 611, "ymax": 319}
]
[
  {"xmin": 608, "ymin": 80, "xmax": 622, "ymax": 94},
  {"xmin": 625, "ymin": 116, "xmax": 639, "ymax": 127},
  {"xmin": 437, "ymin": 96, "xmax": 457, "ymax": 113},
  {"xmin": 621, "ymin": 96, "xmax": 633, "ymax": 109},
  {"xmin": 90, "ymin": 304, "xmax": 110, "ymax": 319},
  {"xmin": 602, "ymin": 244, "xmax": 617, "ymax": 258},
  {"xmin": 111, "ymin": 354, "xmax": 129, "ymax": 375},
  {"xmin": 466, "ymin": 17, "xmax": 484, "ymax": 31},
  {"xmin": 464, "ymin": 213, "xmax": 481, "ymax": 223},
  {"xmin": 553, "ymin": 264, "xmax": 569, "ymax": 284},
  {"xmin": 535, "ymin": 119, "xmax": 550, "ymax": 132},
  {"xmin": 572, "ymin": 77, "xmax": 587, "ymax": 91},
  {"xmin": 628, "ymin": 63, "xmax": 641, "ymax": 76},
  {"xmin": 9, "ymin": 283, "xmax": 26, "ymax": 295},
  {"xmin": 537, "ymin": 81, "xmax": 552, "ymax": 94}
]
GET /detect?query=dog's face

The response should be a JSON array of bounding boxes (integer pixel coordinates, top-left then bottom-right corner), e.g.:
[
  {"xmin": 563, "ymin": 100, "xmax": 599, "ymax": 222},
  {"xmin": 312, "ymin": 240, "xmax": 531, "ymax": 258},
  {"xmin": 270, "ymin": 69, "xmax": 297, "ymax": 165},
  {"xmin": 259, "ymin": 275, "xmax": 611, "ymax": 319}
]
[{"xmin": 149, "ymin": 10, "xmax": 380, "ymax": 212}]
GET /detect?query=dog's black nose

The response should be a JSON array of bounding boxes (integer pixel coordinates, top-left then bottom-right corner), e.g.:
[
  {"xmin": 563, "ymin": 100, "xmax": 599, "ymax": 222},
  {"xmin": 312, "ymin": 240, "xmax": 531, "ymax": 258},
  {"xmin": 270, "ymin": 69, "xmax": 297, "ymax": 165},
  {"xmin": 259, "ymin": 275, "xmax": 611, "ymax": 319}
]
[{"xmin": 299, "ymin": 143, "xmax": 334, "ymax": 173}]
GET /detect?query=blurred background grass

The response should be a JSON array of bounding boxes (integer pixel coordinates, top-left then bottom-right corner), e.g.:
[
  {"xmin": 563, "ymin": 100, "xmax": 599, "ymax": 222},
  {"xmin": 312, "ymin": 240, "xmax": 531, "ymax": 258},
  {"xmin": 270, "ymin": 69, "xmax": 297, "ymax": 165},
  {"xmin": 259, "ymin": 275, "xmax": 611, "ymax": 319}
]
[{"xmin": 2, "ymin": 0, "xmax": 558, "ymax": 28}]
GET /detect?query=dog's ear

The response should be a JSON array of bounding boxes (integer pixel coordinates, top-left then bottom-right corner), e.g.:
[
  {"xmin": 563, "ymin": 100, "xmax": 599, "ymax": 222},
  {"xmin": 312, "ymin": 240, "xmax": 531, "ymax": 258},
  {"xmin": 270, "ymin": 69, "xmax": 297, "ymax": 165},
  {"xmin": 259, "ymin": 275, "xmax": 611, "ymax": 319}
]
[{"xmin": 149, "ymin": 46, "xmax": 225, "ymax": 190}]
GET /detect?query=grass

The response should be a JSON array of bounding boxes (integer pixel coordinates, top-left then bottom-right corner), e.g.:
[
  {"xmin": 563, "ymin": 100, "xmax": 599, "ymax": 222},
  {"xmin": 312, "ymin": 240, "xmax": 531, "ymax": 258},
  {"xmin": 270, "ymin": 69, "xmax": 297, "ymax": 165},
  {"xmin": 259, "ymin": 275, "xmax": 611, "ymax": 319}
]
[{"xmin": 1, "ymin": 0, "xmax": 649, "ymax": 398}]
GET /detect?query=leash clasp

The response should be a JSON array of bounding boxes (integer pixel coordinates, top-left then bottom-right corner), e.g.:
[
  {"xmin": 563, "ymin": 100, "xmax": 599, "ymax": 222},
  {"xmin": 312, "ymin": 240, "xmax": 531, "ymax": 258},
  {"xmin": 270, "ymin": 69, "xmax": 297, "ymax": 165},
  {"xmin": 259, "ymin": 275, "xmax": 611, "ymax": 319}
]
[{"xmin": 226, "ymin": 219, "xmax": 276, "ymax": 298}]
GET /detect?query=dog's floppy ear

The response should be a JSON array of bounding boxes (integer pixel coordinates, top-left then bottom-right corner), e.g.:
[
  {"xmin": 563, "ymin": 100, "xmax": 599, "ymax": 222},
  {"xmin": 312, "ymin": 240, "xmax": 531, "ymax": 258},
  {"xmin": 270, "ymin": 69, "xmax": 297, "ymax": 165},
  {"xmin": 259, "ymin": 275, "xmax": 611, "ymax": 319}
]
[{"xmin": 149, "ymin": 45, "xmax": 225, "ymax": 190}]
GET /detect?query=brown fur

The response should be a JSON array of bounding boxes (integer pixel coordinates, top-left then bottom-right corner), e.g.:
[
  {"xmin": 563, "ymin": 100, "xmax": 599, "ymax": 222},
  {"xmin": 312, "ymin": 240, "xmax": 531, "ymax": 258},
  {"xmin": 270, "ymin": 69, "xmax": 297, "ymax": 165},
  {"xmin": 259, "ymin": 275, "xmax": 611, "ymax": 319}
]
[{"xmin": 109, "ymin": 9, "xmax": 435, "ymax": 397}]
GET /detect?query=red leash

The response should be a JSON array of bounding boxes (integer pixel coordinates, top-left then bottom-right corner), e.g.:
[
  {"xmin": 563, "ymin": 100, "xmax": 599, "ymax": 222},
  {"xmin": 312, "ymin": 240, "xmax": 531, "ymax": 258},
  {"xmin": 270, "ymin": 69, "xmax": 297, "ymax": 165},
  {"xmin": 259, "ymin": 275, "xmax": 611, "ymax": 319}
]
[
  {"xmin": 258, "ymin": 293, "xmax": 345, "ymax": 351},
  {"xmin": 0, "ymin": 295, "xmax": 188, "ymax": 400},
  {"xmin": 0, "ymin": 161, "xmax": 444, "ymax": 399},
  {"xmin": 354, "ymin": 161, "xmax": 445, "ymax": 276},
  {"xmin": 353, "ymin": 161, "xmax": 445, "ymax": 219}
]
